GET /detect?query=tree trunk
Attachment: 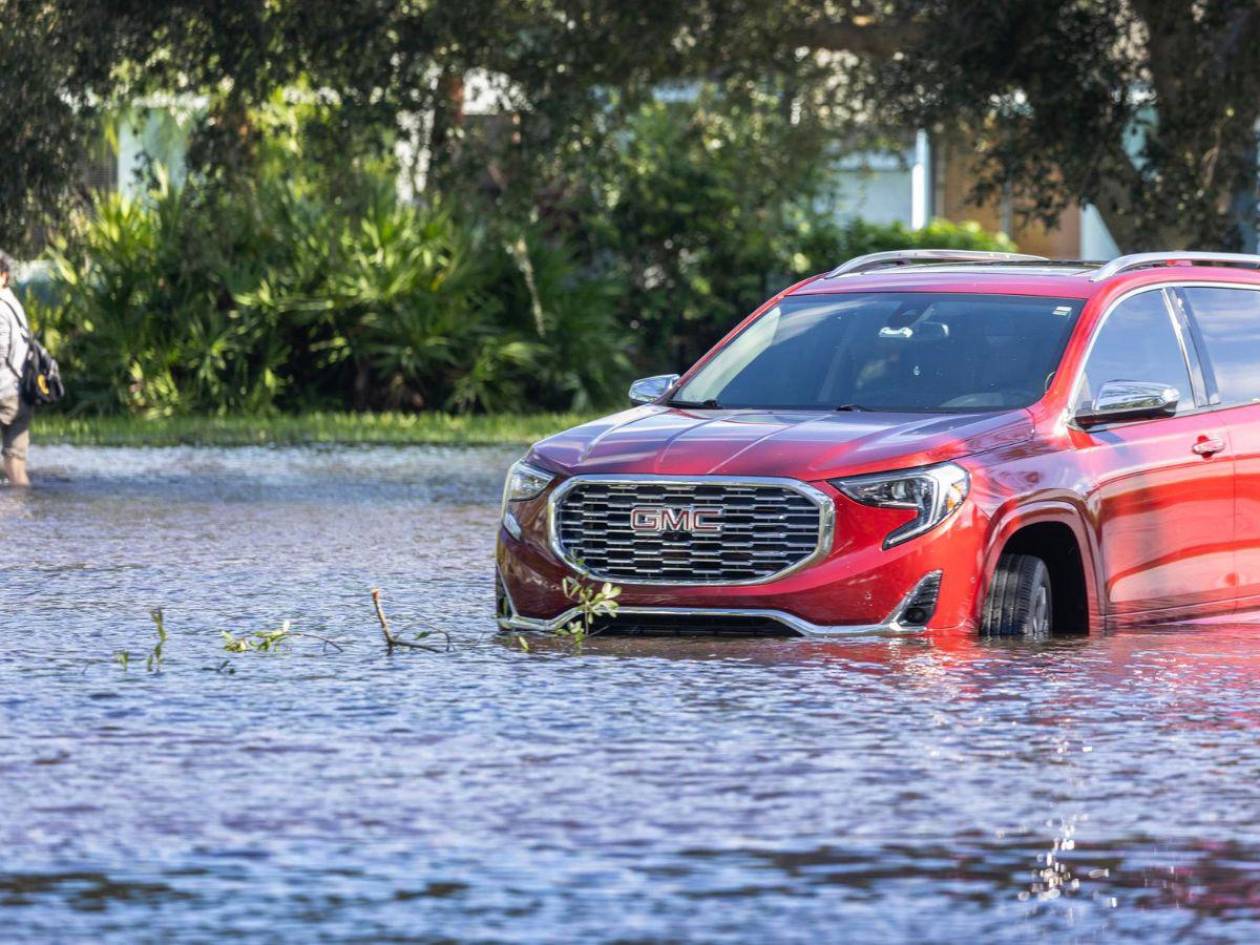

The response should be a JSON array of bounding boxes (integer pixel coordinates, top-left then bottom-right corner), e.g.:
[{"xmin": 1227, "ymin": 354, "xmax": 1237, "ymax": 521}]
[{"xmin": 426, "ymin": 69, "xmax": 466, "ymax": 191}]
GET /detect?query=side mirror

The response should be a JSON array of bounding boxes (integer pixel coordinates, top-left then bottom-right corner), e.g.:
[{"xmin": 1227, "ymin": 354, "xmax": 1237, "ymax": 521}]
[
  {"xmin": 1076, "ymin": 380, "xmax": 1179, "ymax": 427},
  {"xmin": 628, "ymin": 373, "xmax": 680, "ymax": 405}
]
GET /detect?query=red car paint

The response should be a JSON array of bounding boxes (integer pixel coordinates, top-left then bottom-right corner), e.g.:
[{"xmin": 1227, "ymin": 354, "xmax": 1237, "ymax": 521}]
[{"xmin": 498, "ymin": 259, "xmax": 1260, "ymax": 637}]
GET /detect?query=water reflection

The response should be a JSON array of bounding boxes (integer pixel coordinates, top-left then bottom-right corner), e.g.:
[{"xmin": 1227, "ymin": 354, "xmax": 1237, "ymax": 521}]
[{"xmin": 2, "ymin": 446, "xmax": 1260, "ymax": 943}]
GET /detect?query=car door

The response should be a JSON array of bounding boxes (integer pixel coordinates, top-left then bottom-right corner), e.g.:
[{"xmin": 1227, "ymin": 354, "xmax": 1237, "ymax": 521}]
[
  {"xmin": 1175, "ymin": 285, "xmax": 1260, "ymax": 608},
  {"xmin": 1069, "ymin": 288, "xmax": 1236, "ymax": 619}
]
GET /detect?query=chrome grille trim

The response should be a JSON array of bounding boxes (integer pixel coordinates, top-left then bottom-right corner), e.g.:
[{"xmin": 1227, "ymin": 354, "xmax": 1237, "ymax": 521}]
[{"xmin": 547, "ymin": 474, "xmax": 835, "ymax": 586}]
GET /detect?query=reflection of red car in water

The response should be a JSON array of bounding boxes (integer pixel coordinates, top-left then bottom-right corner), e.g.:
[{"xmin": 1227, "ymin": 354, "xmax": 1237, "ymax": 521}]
[{"xmin": 498, "ymin": 249, "xmax": 1260, "ymax": 639}]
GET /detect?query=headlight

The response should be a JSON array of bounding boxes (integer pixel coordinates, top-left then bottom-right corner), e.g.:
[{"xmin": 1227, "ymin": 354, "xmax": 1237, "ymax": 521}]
[
  {"xmin": 502, "ymin": 460, "xmax": 555, "ymax": 508},
  {"xmin": 831, "ymin": 462, "xmax": 969, "ymax": 548}
]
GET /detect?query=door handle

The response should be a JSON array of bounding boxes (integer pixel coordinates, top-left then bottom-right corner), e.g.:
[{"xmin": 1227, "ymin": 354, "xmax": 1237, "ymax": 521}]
[{"xmin": 1192, "ymin": 436, "xmax": 1226, "ymax": 457}]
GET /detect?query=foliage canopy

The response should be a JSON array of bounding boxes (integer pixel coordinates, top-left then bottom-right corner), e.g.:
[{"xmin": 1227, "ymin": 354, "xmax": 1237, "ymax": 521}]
[{"xmin": 4, "ymin": 1, "xmax": 1259, "ymax": 254}]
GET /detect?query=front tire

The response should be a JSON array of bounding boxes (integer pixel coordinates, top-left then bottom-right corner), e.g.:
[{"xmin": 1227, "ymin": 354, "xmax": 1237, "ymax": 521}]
[{"xmin": 982, "ymin": 553, "xmax": 1052, "ymax": 638}]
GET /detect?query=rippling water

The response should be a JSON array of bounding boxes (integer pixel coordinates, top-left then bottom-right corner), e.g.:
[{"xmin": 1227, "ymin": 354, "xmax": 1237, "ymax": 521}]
[{"xmin": 3, "ymin": 445, "xmax": 1260, "ymax": 943}]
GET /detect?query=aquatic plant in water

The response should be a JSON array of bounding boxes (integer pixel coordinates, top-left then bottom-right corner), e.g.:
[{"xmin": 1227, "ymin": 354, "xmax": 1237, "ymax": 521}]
[
  {"xmin": 146, "ymin": 608, "xmax": 168, "ymax": 672},
  {"xmin": 112, "ymin": 608, "xmax": 167, "ymax": 673},
  {"xmin": 557, "ymin": 577, "xmax": 621, "ymax": 645},
  {"xmin": 111, "ymin": 583, "xmax": 611, "ymax": 671}
]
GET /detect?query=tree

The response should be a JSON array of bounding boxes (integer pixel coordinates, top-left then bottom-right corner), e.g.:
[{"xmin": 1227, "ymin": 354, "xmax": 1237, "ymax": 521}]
[
  {"xmin": 7, "ymin": 1, "xmax": 1257, "ymax": 255},
  {"xmin": 783, "ymin": 0, "xmax": 1260, "ymax": 252},
  {"xmin": 0, "ymin": 1, "xmax": 126, "ymax": 251},
  {"xmin": 0, "ymin": 0, "xmax": 698, "ymax": 247},
  {"xmin": 0, "ymin": 0, "xmax": 286, "ymax": 250}
]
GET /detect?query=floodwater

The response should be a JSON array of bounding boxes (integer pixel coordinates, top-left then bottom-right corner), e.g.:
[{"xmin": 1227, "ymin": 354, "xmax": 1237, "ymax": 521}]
[{"xmin": 3, "ymin": 445, "xmax": 1260, "ymax": 944}]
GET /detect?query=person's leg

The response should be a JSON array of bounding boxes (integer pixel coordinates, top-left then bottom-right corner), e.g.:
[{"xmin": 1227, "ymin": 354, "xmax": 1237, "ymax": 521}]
[
  {"xmin": 0, "ymin": 397, "xmax": 30, "ymax": 487},
  {"xmin": 2, "ymin": 455, "xmax": 27, "ymax": 487}
]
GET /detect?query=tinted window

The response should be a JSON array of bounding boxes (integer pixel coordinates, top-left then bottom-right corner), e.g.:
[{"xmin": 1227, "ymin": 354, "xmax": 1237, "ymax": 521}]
[
  {"xmin": 1076, "ymin": 291, "xmax": 1192, "ymax": 414},
  {"xmin": 1180, "ymin": 287, "xmax": 1260, "ymax": 406},
  {"xmin": 674, "ymin": 293, "xmax": 1082, "ymax": 412}
]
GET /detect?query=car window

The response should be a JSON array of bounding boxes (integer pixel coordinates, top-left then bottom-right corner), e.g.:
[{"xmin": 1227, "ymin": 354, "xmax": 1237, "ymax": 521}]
[
  {"xmin": 674, "ymin": 293, "xmax": 1082, "ymax": 412},
  {"xmin": 1076, "ymin": 291, "xmax": 1192, "ymax": 415},
  {"xmin": 1179, "ymin": 287, "xmax": 1260, "ymax": 407}
]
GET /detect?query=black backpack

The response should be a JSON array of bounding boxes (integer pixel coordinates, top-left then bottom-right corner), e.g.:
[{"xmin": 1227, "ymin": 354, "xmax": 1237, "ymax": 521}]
[{"xmin": 3, "ymin": 294, "xmax": 64, "ymax": 406}]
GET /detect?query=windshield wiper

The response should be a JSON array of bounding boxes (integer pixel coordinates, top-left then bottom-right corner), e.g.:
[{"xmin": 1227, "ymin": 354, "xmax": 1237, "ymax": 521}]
[
  {"xmin": 667, "ymin": 398, "xmax": 724, "ymax": 409},
  {"xmin": 834, "ymin": 403, "xmax": 869, "ymax": 412}
]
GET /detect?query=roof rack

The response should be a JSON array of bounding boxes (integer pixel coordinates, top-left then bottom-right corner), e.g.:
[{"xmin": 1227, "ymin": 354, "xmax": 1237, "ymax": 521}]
[
  {"xmin": 826, "ymin": 249, "xmax": 1049, "ymax": 278},
  {"xmin": 1090, "ymin": 251, "xmax": 1260, "ymax": 282}
]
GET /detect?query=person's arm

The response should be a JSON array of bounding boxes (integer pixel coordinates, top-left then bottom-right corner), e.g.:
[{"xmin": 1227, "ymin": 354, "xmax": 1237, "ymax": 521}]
[{"xmin": 0, "ymin": 300, "xmax": 12, "ymax": 376}]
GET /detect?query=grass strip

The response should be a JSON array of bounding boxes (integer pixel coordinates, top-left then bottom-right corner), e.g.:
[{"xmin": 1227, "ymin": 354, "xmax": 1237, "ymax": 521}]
[{"xmin": 32, "ymin": 411, "xmax": 602, "ymax": 447}]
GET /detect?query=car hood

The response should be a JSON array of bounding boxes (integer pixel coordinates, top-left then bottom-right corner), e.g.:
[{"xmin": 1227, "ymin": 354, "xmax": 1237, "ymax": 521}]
[{"xmin": 530, "ymin": 406, "xmax": 1034, "ymax": 480}]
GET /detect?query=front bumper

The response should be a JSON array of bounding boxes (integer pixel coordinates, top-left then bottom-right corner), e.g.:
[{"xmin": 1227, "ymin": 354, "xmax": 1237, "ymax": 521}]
[
  {"xmin": 496, "ymin": 570, "xmax": 946, "ymax": 637},
  {"xmin": 497, "ymin": 475, "xmax": 984, "ymax": 637}
]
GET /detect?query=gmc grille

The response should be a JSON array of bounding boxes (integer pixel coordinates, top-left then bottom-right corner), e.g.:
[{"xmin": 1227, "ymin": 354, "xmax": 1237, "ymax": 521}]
[{"xmin": 551, "ymin": 478, "xmax": 831, "ymax": 585}]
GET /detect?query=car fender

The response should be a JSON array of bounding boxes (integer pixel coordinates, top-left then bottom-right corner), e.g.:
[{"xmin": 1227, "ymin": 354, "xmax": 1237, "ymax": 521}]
[{"xmin": 974, "ymin": 499, "xmax": 1103, "ymax": 632}]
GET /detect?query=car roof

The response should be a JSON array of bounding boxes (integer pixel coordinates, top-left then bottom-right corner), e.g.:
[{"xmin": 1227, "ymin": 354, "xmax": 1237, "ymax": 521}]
[
  {"xmin": 788, "ymin": 261, "xmax": 1260, "ymax": 301},
  {"xmin": 790, "ymin": 264, "xmax": 1101, "ymax": 299}
]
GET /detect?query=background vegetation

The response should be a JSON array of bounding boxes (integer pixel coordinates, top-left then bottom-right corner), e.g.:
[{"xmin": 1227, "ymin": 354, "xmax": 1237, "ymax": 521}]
[
  {"xmin": 6, "ymin": 1, "xmax": 1259, "ymax": 420},
  {"xmin": 34, "ymin": 411, "xmax": 596, "ymax": 447},
  {"xmin": 8, "ymin": 2, "xmax": 1259, "ymax": 256},
  {"xmin": 26, "ymin": 90, "xmax": 1010, "ymax": 417}
]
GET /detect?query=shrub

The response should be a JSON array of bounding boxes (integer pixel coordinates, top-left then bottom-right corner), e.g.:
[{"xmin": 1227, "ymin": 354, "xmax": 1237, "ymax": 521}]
[
  {"xmin": 36, "ymin": 89, "xmax": 1010, "ymax": 417},
  {"xmin": 41, "ymin": 173, "xmax": 630, "ymax": 415},
  {"xmin": 798, "ymin": 217, "xmax": 1016, "ymax": 270},
  {"xmin": 488, "ymin": 231, "xmax": 632, "ymax": 412},
  {"xmin": 579, "ymin": 90, "xmax": 1014, "ymax": 372}
]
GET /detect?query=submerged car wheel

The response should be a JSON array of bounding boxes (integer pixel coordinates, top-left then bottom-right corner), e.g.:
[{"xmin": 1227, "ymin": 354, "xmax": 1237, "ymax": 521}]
[{"xmin": 982, "ymin": 554, "xmax": 1053, "ymax": 639}]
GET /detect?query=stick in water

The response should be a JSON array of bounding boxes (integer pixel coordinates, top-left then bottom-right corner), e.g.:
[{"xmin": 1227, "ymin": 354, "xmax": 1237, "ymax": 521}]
[{"xmin": 371, "ymin": 588, "xmax": 447, "ymax": 652}]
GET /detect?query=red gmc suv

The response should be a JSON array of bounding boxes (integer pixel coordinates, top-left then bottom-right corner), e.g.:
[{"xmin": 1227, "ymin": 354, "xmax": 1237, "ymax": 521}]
[{"xmin": 497, "ymin": 249, "xmax": 1260, "ymax": 639}]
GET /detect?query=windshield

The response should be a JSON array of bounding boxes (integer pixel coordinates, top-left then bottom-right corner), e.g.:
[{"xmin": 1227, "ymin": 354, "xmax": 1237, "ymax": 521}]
[{"xmin": 673, "ymin": 293, "xmax": 1083, "ymax": 412}]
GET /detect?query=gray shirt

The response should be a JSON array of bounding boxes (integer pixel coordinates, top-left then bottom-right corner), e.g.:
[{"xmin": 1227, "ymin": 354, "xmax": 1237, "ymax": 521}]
[{"xmin": 0, "ymin": 287, "xmax": 29, "ymax": 399}]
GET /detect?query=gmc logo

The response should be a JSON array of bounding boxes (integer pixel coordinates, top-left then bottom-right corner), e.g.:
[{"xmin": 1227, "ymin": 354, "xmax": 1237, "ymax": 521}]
[{"xmin": 630, "ymin": 505, "xmax": 723, "ymax": 535}]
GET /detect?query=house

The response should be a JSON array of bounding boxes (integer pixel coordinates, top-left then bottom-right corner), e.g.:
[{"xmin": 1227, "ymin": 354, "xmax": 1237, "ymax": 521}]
[{"xmin": 831, "ymin": 130, "xmax": 1120, "ymax": 259}]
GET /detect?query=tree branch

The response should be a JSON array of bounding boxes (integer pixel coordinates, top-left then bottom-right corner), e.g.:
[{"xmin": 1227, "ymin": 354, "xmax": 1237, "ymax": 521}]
[{"xmin": 370, "ymin": 588, "xmax": 449, "ymax": 653}]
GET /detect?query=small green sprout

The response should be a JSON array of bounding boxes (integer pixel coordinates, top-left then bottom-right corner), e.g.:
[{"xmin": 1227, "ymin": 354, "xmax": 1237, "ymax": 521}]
[
  {"xmin": 221, "ymin": 620, "xmax": 342, "ymax": 655},
  {"xmin": 146, "ymin": 608, "xmax": 168, "ymax": 672},
  {"xmin": 557, "ymin": 577, "xmax": 621, "ymax": 646}
]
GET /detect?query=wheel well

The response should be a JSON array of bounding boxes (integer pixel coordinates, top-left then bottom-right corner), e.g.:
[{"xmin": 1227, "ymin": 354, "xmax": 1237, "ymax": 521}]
[{"xmin": 1000, "ymin": 523, "xmax": 1089, "ymax": 634}]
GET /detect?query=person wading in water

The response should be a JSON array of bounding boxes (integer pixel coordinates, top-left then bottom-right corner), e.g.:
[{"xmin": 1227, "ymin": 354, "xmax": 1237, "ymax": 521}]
[{"xmin": 0, "ymin": 251, "xmax": 32, "ymax": 487}]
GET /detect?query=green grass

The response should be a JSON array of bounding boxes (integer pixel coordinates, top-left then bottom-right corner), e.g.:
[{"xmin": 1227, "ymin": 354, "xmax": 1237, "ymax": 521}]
[{"xmin": 32, "ymin": 412, "xmax": 604, "ymax": 447}]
